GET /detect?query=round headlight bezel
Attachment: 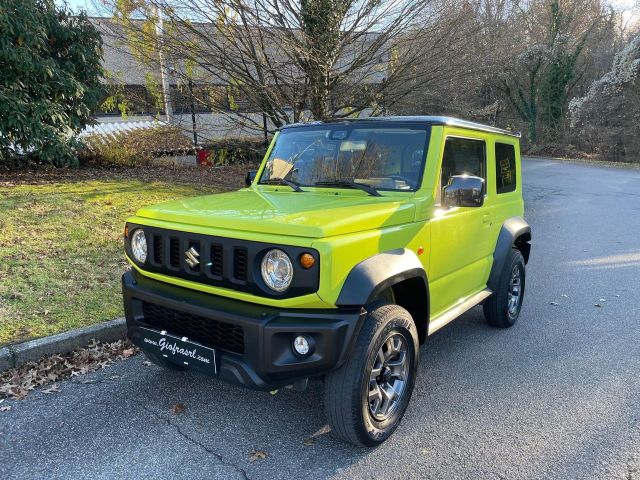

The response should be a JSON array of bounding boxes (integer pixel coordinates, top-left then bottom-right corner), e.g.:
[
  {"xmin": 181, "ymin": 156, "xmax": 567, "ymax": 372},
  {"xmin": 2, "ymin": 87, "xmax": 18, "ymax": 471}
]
[
  {"xmin": 260, "ymin": 248, "xmax": 293, "ymax": 292},
  {"xmin": 130, "ymin": 228, "xmax": 148, "ymax": 264}
]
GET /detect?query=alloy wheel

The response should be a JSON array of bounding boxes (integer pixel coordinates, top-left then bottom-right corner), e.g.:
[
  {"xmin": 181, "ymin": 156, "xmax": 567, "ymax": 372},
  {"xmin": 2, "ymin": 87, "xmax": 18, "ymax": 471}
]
[
  {"xmin": 368, "ymin": 333, "xmax": 409, "ymax": 421},
  {"xmin": 507, "ymin": 264, "xmax": 523, "ymax": 317}
]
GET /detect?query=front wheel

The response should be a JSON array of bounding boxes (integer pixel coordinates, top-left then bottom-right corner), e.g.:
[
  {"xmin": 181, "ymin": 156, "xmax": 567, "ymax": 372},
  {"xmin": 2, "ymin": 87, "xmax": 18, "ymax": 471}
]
[{"xmin": 324, "ymin": 304, "xmax": 419, "ymax": 447}]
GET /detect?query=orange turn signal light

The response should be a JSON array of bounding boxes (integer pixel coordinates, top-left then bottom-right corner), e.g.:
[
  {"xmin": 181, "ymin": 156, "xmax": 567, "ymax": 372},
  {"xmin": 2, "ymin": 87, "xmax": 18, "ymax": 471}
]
[
  {"xmin": 124, "ymin": 225, "xmax": 129, "ymax": 238},
  {"xmin": 300, "ymin": 253, "xmax": 315, "ymax": 269}
]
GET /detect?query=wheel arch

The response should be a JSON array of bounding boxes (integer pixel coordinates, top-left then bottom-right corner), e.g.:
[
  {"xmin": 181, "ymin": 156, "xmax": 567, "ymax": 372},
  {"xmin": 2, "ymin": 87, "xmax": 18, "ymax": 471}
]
[
  {"xmin": 336, "ymin": 248, "xmax": 430, "ymax": 343},
  {"xmin": 487, "ymin": 217, "xmax": 531, "ymax": 292}
]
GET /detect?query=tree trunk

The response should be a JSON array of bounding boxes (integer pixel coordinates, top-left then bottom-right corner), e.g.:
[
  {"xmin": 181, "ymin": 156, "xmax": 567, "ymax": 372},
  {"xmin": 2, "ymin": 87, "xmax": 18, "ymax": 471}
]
[{"xmin": 309, "ymin": 72, "xmax": 331, "ymax": 121}]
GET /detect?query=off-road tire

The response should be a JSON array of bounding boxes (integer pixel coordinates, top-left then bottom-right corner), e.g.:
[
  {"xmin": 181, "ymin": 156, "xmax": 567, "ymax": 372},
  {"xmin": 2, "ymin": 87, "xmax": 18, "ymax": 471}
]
[
  {"xmin": 143, "ymin": 351, "xmax": 186, "ymax": 371},
  {"xmin": 484, "ymin": 248, "xmax": 526, "ymax": 328},
  {"xmin": 324, "ymin": 304, "xmax": 419, "ymax": 447}
]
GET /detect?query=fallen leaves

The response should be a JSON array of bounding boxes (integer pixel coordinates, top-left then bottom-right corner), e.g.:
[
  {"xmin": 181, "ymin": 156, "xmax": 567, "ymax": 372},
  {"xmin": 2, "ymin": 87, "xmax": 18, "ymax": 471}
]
[
  {"xmin": 170, "ymin": 403, "xmax": 186, "ymax": 414},
  {"xmin": 249, "ymin": 450, "xmax": 268, "ymax": 461},
  {"xmin": 121, "ymin": 348, "xmax": 136, "ymax": 358},
  {"xmin": 41, "ymin": 384, "xmax": 60, "ymax": 395},
  {"xmin": 303, "ymin": 424, "xmax": 331, "ymax": 446},
  {"xmin": 0, "ymin": 339, "xmax": 139, "ymax": 401},
  {"xmin": 0, "ymin": 405, "xmax": 11, "ymax": 412}
]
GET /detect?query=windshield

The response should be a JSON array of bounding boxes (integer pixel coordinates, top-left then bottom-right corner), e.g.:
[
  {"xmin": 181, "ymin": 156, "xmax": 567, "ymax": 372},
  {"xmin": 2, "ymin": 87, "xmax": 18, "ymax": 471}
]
[{"xmin": 259, "ymin": 123, "xmax": 429, "ymax": 192}]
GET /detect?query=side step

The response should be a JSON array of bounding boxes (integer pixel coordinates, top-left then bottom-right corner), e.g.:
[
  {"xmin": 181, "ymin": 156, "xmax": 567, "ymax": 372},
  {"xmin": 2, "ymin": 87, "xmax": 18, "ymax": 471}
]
[{"xmin": 428, "ymin": 288, "xmax": 493, "ymax": 336}]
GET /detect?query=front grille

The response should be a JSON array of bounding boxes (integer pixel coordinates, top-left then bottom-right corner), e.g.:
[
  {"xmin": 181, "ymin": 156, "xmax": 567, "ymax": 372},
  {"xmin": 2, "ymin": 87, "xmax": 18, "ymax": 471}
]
[
  {"xmin": 141, "ymin": 302, "xmax": 245, "ymax": 354},
  {"xmin": 146, "ymin": 229, "xmax": 249, "ymax": 285},
  {"xmin": 127, "ymin": 224, "xmax": 320, "ymax": 298}
]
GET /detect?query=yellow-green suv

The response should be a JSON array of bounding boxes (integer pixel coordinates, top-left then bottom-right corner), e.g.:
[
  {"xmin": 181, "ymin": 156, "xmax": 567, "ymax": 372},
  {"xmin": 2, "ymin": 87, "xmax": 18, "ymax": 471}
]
[{"xmin": 122, "ymin": 116, "xmax": 531, "ymax": 446}]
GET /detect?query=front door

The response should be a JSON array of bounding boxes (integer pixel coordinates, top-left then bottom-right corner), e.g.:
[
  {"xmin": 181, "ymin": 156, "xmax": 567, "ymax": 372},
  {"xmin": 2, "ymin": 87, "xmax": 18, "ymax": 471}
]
[{"xmin": 428, "ymin": 135, "xmax": 494, "ymax": 317}]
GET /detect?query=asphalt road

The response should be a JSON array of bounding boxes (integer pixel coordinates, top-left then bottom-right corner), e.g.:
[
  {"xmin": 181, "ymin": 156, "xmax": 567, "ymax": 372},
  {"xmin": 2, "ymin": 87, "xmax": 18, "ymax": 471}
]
[{"xmin": 1, "ymin": 158, "xmax": 639, "ymax": 479}]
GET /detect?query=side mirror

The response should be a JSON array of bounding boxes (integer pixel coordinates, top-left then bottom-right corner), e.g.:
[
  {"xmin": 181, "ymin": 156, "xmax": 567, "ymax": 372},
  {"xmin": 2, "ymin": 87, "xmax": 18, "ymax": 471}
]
[
  {"xmin": 443, "ymin": 175, "xmax": 485, "ymax": 208},
  {"xmin": 245, "ymin": 170, "xmax": 257, "ymax": 187}
]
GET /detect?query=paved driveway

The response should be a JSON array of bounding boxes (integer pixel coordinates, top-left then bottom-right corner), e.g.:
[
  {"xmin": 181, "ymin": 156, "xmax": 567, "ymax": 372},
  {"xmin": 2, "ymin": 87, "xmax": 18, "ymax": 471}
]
[{"xmin": 1, "ymin": 158, "xmax": 639, "ymax": 479}]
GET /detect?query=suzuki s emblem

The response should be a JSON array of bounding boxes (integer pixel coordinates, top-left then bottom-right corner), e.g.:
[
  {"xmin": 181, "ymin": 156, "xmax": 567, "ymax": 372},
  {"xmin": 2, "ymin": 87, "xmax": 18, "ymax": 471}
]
[{"xmin": 185, "ymin": 246, "xmax": 200, "ymax": 268}]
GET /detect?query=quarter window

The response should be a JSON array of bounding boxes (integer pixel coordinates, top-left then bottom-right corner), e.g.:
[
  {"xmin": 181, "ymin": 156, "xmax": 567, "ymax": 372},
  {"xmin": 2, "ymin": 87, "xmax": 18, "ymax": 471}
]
[
  {"xmin": 495, "ymin": 143, "xmax": 517, "ymax": 193},
  {"xmin": 440, "ymin": 137, "xmax": 486, "ymax": 189}
]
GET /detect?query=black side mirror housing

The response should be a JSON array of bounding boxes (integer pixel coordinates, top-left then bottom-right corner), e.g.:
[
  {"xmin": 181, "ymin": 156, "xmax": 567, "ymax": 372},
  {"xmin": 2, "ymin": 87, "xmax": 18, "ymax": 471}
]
[
  {"xmin": 443, "ymin": 175, "xmax": 485, "ymax": 208},
  {"xmin": 245, "ymin": 170, "xmax": 257, "ymax": 187}
]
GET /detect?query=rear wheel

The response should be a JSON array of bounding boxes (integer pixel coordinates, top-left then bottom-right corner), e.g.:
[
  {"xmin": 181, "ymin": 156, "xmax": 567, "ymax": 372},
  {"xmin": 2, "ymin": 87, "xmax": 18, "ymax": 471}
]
[
  {"xmin": 484, "ymin": 248, "xmax": 526, "ymax": 328},
  {"xmin": 324, "ymin": 304, "xmax": 418, "ymax": 447}
]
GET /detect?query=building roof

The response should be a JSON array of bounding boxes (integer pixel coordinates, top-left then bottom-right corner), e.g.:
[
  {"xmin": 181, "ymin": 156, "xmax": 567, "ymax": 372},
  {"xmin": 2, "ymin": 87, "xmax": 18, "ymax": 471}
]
[{"xmin": 280, "ymin": 116, "xmax": 521, "ymax": 138}]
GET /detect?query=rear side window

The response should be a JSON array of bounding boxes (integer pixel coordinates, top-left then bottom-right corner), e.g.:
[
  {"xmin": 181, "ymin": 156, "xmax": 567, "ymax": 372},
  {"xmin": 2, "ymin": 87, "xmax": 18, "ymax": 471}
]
[{"xmin": 495, "ymin": 143, "xmax": 517, "ymax": 193}]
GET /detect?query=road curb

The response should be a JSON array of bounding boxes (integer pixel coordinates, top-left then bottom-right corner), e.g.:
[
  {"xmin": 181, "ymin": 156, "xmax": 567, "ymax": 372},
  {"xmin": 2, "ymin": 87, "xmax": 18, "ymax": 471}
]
[
  {"xmin": 0, "ymin": 318, "xmax": 127, "ymax": 373},
  {"xmin": 0, "ymin": 347, "xmax": 14, "ymax": 372}
]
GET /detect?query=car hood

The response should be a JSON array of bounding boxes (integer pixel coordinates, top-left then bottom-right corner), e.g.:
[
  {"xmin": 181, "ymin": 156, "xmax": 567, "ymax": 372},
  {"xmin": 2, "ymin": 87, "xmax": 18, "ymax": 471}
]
[{"xmin": 135, "ymin": 189, "xmax": 416, "ymax": 238}]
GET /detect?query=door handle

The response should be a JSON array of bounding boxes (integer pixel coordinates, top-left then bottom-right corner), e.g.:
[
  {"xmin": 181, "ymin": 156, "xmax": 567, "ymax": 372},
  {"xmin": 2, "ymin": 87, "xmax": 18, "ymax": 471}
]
[{"xmin": 482, "ymin": 214, "xmax": 492, "ymax": 226}]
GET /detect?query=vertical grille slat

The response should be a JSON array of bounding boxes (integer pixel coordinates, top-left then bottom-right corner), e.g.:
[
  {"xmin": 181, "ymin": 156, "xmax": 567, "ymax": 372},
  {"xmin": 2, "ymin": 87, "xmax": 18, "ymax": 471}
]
[
  {"xmin": 152, "ymin": 235, "xmax": 163, "ymax": 265},
  {"xmin": 210, "ymin": 244, "xmax": 224, "ymax": 277},
  {"xmin": 169, "ymin": 238, "xmax": 180, "ymax": 268},
  {"xmin": 233, "ymin": 247, "xmax": 248, "ymax": 281}
]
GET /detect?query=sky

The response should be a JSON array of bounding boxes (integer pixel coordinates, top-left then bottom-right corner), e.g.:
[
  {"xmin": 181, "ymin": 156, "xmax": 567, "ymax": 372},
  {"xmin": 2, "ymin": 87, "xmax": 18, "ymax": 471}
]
[
  {"xmin": 58, "ymin": 0, "xmax": 104, "ymax": 15},
  {"xmin": 60, "ymin": 0, "xmax": 639, "ymax": 24}
]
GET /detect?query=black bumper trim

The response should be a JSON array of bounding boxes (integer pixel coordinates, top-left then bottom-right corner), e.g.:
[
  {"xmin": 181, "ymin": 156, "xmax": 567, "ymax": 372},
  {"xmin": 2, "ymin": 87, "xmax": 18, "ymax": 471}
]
[{"xmin": 122, "ymin": 270, "xmax": 365, "ymax": 390}]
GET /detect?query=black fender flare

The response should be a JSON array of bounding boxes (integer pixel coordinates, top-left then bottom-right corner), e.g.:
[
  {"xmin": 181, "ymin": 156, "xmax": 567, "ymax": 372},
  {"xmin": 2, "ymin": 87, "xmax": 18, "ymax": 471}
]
[
  {"xmin": 334, "ymin": 248, "xmax": 430, "ymax": 352},
  {"xmin": 336, "ymin": 248, "xmax": 428, "ymax": 307},
  {"xmin": 487, "ymin": 217, "xmax": 532, "ymax": 292}
]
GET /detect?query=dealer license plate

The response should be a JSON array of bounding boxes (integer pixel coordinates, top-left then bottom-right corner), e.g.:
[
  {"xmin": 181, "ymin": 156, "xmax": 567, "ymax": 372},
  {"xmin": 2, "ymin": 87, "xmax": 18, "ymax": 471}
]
[{"xmin": 139, "ymin": 327, "xmax": 217, "ymax": 374}]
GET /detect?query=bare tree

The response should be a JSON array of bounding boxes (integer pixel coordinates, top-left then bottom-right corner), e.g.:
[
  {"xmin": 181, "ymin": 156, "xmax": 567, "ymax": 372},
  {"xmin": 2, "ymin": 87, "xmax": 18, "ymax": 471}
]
[
  {"xmin": 98, "ymin": 0, "xmax": 466, "ymax": 136},
  {"xmin": 495, "ymin": 0, "xmax": 609, "ymax": 143},
  {"xmin": 570, "ymin": 35, "xmax": 640, "ymax": 160}
]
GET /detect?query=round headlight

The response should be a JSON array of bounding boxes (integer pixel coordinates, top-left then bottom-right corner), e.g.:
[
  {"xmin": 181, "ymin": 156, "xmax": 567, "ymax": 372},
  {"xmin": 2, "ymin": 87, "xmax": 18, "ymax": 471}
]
[
  {"xmin": 261, "ymin": 249, "xmax": 293, "ymax": 292},
  {"xmin": 130, "ymin": 229, "xmax": 147, "ymax": 263}
]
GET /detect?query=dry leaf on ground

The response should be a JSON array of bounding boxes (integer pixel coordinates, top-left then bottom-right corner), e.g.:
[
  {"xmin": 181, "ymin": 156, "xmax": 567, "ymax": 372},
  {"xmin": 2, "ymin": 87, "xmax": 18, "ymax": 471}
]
[
  {"xmin": 0, "ymin": 406, "xmax": 11, "ymax": 412},
  {"xmin": 303, "ymin": 424, "xmax": 332, "ymax": 446},
  {"xmin": 170, "ymin": 403, "xmax": 186, "ymax": 414},
  {"xmin": 249, "ymin": 450, "xmax": 268, "ymax": 461},
  {"xmin": 42, "ymin": 384, "xmax": 60, "ymax": 395},
  {"xmin": 121, "ymin": 348, "xmax": 136, "ymax": 358}
]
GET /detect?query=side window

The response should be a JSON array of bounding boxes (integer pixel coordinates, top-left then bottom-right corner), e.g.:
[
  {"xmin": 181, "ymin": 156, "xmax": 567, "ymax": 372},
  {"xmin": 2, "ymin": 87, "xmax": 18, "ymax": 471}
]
[
  {"xmin": 440, "ymin": 137, "xmax": 486, "ymax": 188},
  {"xmin": 495, "ymin": 143, "xmax": 517, "ymax": 194}
]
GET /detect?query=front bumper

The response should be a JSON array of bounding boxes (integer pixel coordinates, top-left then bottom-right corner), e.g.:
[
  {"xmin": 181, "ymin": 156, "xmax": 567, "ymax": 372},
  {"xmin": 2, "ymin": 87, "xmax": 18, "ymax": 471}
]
[{"xmin": 122, "ymin": 270, "xmax": 365, "ymax": 390}]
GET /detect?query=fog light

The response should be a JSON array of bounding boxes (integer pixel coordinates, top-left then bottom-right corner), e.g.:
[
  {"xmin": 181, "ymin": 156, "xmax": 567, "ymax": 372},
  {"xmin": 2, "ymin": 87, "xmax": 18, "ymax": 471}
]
[{"xmin": 292, "ymin": 335, "xmax": 311, "ymax": 356}]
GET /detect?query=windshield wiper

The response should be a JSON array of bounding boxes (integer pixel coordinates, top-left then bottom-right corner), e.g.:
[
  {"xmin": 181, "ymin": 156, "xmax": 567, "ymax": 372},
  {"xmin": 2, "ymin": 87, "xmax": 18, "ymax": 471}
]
[
  {"xmin": 314, "ymin": 180, "xmax": 381, "ymax": 197},
  {"xmin": 261, "ymin": 177, "xmax": 305, "ymax": 192}
]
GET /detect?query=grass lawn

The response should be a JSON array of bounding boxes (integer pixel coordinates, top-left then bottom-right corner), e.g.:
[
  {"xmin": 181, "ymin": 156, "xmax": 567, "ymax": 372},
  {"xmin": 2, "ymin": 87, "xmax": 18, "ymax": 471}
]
[{"xmin": 0, "ymin": 166, "xmax": 243, "ymax": 345}]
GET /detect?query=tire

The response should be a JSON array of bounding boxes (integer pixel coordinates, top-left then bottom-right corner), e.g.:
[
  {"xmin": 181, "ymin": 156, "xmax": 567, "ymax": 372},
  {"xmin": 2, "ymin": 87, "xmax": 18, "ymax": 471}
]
[
  {"xmin": 324, "ymin": 304, "xmax": 419, "ymax": 447},
  {"xmin": 484, "ymin": 248, "xmax": 526, "ymax": 328},
  {"xmin": 143, "ymin": 351, "xmax": 186, "ymax": 371}
]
